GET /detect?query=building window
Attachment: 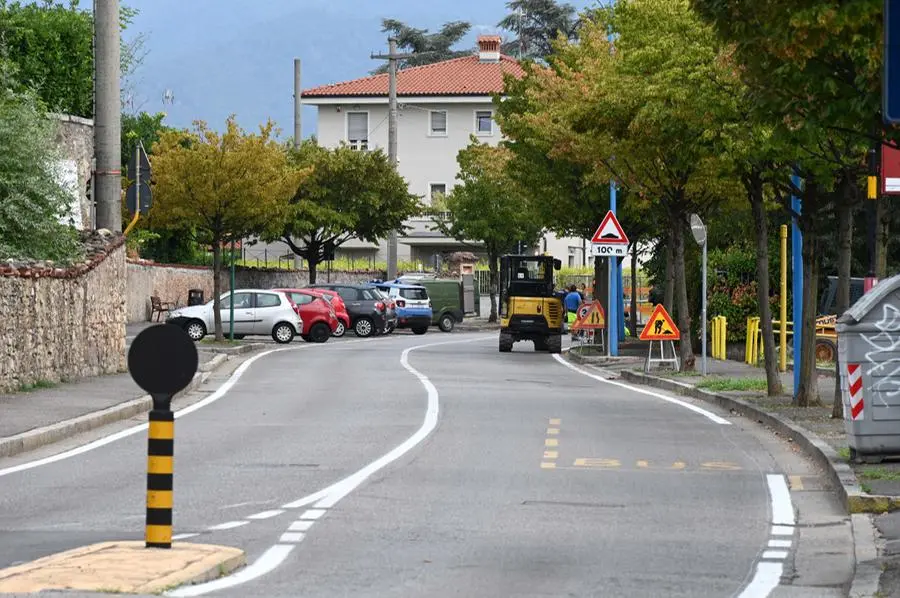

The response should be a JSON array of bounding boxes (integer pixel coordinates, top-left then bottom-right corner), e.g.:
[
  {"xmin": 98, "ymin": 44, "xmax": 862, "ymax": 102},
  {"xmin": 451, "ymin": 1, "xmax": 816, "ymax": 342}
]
[
  {"xmin": 475, "ymin": 110, "xmax": 494, "ymax": 135},
  {"xmin": 429, "ymin": 183, "xmax": 447, "ymax": 204},
  {"xmin": 347, "ymin": 112, "xmax": 368, "ymax": 150},
  {"xmin": 429, "ymin": 110, "xmax": 447, "ymax": 136}
]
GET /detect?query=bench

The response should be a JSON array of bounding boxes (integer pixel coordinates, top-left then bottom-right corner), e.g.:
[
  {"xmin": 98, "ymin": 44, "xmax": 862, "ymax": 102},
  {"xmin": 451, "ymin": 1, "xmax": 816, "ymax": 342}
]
[{"xmin": 150, "ymin": 295, "xmax": 176, "ymax": 322}]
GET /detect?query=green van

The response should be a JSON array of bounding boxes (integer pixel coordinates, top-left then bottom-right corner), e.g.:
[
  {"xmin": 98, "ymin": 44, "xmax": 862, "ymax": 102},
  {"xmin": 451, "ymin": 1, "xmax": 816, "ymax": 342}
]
[{"xmin": 398, "ymin": 277, "xmax": 465, "ymax": 332}]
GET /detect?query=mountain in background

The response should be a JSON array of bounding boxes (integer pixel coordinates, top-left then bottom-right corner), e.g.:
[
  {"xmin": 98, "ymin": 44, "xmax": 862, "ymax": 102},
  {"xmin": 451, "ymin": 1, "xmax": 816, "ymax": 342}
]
[{"xmin": 126, "ymin": 0, "xmax": 595, "ymax": 140}]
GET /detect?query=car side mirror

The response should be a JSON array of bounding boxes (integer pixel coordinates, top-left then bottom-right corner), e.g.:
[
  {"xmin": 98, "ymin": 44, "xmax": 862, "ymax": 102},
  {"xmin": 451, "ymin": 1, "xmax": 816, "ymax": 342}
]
[{"xmin": 553, "ymin": 259, "xmax": 562, "ymax": 271}]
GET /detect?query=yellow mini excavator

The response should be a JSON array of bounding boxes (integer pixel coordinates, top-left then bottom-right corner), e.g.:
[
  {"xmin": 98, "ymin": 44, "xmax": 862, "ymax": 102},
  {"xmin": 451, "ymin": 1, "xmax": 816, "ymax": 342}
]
[{"xmin": 498, "ymin": 254, "xmax": 564, "ymax": 353}]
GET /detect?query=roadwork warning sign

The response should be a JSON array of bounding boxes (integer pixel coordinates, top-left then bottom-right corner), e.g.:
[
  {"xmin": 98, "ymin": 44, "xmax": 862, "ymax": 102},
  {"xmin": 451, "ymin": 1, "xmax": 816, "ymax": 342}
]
[{"xmin": 639, "ymin": 304, "xmax": 680, "ymax": 341}]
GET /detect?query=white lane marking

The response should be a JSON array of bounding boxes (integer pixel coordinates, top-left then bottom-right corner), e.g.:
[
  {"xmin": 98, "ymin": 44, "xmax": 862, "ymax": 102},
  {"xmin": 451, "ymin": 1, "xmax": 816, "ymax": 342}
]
[
  {"xmin": 551, "ymin": 354, "xmax": 731, "ymax": 425},
  {"xmin": 281, "ymin": 489, "xmax": 329, "ymax": 510},
  {"xmin": 279, "ymin": 532, "xmax": 305, "ymax": 543},
  {"xmin": 737, "ymin": 474, "xmax": 795, "ymax": 598},
  {"xmin": 766, "ymin": 474, "xmax": 795, "ymax": 525},
  {"xmin": 768, "ymin": 539, "xmax": 791, "ymax": 548},
  {"xmin": 166, "ymin": 544, "xmax": 295, "ymax": 597},
  {"xmin": 299, "ymin": 509, "xmax": 326, "ymax": 520},
  {"xmin": 288, "ymin": 520, "xmax": 315, "ymax": 532},
  {"xmin": 246, "ymin": 509, "xmax": 284, "ymax": 520},
  {"xmin": 736, "ymin": 562, "xmax": 783, "ymax": 598},
  {"xmin": 771, "ymin": 525, "xmax": 794, "ymax": 536},
  {"xmin": 175, "ymin": 334, "xmax": 492, "ymax": 596},
  {"xmin": 207, "ymin": 520, "xmax": 248, "ymax": 531},
  {"xmin": 172, "ymin": 533, "xmax": 199, "ymax": 540},
  {"xmin": 761, "ymin": 550, "xmax": 789, "ymax": 560},
  {"xmin": 0, "ymin": 335, "xmax": 404, "ymax": 478}
]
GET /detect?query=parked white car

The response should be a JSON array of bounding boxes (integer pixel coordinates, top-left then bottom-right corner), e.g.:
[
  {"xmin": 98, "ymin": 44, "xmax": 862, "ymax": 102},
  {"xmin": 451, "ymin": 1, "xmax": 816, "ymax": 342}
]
[{"xmin": 166, "ymin": 289, "xmax": 303, "ymax": 344}]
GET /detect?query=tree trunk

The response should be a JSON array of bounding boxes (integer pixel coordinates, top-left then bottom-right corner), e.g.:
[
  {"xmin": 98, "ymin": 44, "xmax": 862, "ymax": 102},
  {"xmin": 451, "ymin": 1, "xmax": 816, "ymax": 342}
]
[
  {"xmin": 308, "ymin": 259, "xmax": 319, "ymax": 284},
  {"xmin": 672, "ymin": 215, "xmax": 695, "ymax": 370},
  {"xmin": 797, "ymin": 227, "xmax": 821, "ymax": 407},
  {"xmin": 631, "ymin": 246, "xmax": 638, "ymax": 337},
  {"xmin": 876, "ymin": 196, "xmax": 889, "ymax": 279},
  {"xmin": 832, "ymin": 189, "xmax": 854, "ymax": 418},
  {"xmin": 748, "ymin": 171, "xmax": 782, "ymax": 395},
  {"xmin": 594, "ymin": 257, "xmax": 607, "ymax": 345},
  {"xmin": 664, "ymin": 231, "xmax": 675, "ymax": 313},
  {"xmin": 212, "ymin": 241, "xmax": 223, "ymax": 341},
  {"xmin": 488, "ymin": 250, "xmax": 499, "ymax": 323}
]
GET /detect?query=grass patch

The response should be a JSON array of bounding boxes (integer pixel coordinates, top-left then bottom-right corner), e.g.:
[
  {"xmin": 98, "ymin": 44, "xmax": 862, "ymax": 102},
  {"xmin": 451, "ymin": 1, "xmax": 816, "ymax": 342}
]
[
  {"xmin": 861, "ymin": 482, "xmax": 873, "ymax": 494},
  {"xmin": 200, "ymin": 338, "xmax": 240, "ymax": 345},
  {"xmin": 838, "ymin": 447, "xmax": 851, "ymax": 460},
  {"xmin": 857, "ymin": 467, "xmax": 900, "ymax": 481},
  {"xmin": 696, "ymin": 377, "xmax": 769, "ymax": 392},
  {"xmin": 17, "ymin": 379, "xmax": 56, "ymax": 392}
]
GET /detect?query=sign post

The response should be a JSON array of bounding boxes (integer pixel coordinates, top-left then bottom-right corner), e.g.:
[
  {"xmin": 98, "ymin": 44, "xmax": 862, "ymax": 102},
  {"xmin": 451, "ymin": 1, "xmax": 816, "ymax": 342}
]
[
  {"xmin": 591, "ymin": 210, "xmax": 629, "ymax": 357},
  {"xmin": 690, "ymin": 214, "xmax": 708, "ymax": 376},
  {"xmin": 639, "ymin": 304, "xmax": 681, "ymax": 372},
  {"xmin": 128, "ymin": 325, "xmax": 199, "ymax": 549}
]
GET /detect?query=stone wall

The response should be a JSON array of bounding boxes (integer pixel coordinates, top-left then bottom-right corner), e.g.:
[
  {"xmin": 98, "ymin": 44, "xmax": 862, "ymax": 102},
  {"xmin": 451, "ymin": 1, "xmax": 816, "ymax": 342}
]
[
  {"xmin": 52, "ymin": 114, "xmax": 94, "ymax": 231},
  {"xmin": 125, "ymin": 261, "xmax": 385, "ymax": 323},
  {"xmin": 0, "ymin": 232, "xmax": 127, "ymax": 393}
]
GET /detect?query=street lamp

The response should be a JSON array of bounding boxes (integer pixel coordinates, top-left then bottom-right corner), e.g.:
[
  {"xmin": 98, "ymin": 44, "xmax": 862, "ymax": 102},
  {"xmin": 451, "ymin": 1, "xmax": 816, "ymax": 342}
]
[{"xmin": 690, "ymin": 214, "xmax": 708, "ymax": 376}]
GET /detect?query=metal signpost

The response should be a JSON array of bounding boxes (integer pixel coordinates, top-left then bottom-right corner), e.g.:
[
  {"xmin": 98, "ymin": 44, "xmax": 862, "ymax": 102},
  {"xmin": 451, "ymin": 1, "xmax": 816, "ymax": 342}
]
[
  {"xmin": 128, "ymin": 325, "xmax": 199, "ymax": 549},
  {"xmin": 690, "ymin": 214, "xmax": 708, "ymax": 376}
]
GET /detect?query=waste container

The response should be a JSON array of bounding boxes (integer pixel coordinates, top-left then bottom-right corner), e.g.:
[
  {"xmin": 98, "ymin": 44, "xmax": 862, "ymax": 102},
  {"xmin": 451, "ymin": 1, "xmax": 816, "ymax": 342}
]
[
  {"xmin": 188, "ymin": 289, "xmax": 204, "ymax": 306},
  {"xmin": 836, "ymin": 272, "xmax": 900, "ymax": 462}
]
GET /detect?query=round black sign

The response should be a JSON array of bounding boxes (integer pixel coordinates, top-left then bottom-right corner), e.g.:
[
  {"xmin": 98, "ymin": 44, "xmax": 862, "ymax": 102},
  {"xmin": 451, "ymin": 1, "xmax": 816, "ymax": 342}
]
[{"xmin": 128, "ymin": 324, "xmax": 199, "ymax": 396}]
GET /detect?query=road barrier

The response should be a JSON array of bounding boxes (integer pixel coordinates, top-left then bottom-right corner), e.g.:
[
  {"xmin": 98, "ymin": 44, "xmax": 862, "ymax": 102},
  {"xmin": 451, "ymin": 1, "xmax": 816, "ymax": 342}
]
[
  {"xmin": 745, "ymin": 317, "xmax": 761, "ymax": 365},
  {"xmin": 711, "ymin": 316, "xmax": 727, "ymax": 360}
]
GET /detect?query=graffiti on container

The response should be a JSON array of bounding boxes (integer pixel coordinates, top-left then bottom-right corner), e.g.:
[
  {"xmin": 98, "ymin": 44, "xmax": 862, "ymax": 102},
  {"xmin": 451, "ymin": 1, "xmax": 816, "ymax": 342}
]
[{"xmin": 861, "ymin": 304, "xmax": 900, "ymax": 404}]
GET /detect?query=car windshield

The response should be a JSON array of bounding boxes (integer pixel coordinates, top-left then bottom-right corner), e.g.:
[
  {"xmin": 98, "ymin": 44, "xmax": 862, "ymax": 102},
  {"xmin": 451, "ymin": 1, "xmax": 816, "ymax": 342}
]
[
  {"xmin": 360, "ymin": 289, "xmax": 382, "ymax": 301},
  {"xmin": 400, "ymin": 288, "xmax": 428, "ymax": 301}
]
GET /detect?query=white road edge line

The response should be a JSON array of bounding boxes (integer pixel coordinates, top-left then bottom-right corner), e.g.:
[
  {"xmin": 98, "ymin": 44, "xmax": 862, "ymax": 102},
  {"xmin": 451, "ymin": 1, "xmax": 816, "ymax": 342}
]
[
  {"xmin": 737, "ymin": 474, "xmax": 795, "ymax": 598},
  {"xmin": 550, "ymin": 354, "xmax": 731, "ymax": 425},
  {"xmin": 0, "ymin": 335, "xmax": 394, "ymax": 478},
  {"xmin": 207, "ymin": 521, "xmax": 249, "ymax": 531},
  {"xmin": 246, "ymin": 509, "xmax": 284, "ymax": 520},
  {"xmin": 171, "ymin": 533, "xmax": 199, "ymax": 541},
  {"xmin": 170, "ymin": 334, "xmax": 492, "ymax": 596},
  {"xmin": 167, "ymin": 544, "xmax": 295, "ymax": 598}
]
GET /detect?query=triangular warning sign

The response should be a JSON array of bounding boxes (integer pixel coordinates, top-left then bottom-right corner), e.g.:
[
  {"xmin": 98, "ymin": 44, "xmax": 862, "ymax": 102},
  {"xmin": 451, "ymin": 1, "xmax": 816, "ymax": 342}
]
[
  {"xmin": 571, "ymin": 301, "xmax": 605, "ymax": 330},
  {"xmin": 639, "ymin": 304, "xmax": 680, "ymax": 341},
  {"xmin": 591, "ymin": 211, "xmax": 629, "ymax": 245}
]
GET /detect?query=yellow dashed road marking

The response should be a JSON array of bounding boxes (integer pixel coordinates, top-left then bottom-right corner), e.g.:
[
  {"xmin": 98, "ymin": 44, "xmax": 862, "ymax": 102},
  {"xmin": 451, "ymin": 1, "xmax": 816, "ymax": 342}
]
[
  {"xmin": 636, "ymin": 460, "xmax": 649, "ymax": 469},
  {"xmin": 545, "ymin": 438, "xmax": 558, "ymax": 447},
  {"xmin": 544, "ymin": 451, "xmax": 558, "ymax": 459},
  {"xmin": 541, "ymin": 462, "xmax": 557, "ymax": 469},
  {"xmin": 700, "ymin": 461, "xmax": 742, "ymax": 471},
  {"xmin": 549, "ymin": 419, "xmax": 561, "ymax": 425},
  {"xmin": 574, "ymin": 458, "xmax": 621, "ymax": 468},
  {"xmin": 546, "ymin": 428, "xmax": 559, "ymax": 435},
  {"xmin": 672, "ymin": 461, "xmax": 686, "ymax": 470}
]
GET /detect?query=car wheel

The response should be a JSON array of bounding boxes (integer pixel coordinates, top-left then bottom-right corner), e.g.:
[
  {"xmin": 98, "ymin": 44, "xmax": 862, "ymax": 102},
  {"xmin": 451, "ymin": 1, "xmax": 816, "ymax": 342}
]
[
  {"xmin": 438, "ymin": 314, "xmax": 455, "ymax": 333},
  {"xmin": 272, "ymin": 322, "xmax": 295, "ymax": 344},
  {"xmin": 332, "ymin": 320, "xmax": 346, "ymax": 338},
  {"xmin": 412, "ymin": 326, "xmax": 428, "ymax": 335},
  {"xmin": 354, "ymin": 317, "xmax": 375, "ymax": 338},
  {"xmin": 184, "ymin": 319, "xmax": 206, "ymax": 341},
  {"xmin": 310, "ymin": 322, "xmax": 331, "ymax": 343}
]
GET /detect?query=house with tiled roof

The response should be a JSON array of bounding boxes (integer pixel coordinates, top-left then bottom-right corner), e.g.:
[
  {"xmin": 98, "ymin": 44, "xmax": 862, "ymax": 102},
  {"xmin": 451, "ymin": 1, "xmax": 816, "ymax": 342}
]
[{"xmin": 300, "ymin": 35, "xmax": 593, "ymax": 269}]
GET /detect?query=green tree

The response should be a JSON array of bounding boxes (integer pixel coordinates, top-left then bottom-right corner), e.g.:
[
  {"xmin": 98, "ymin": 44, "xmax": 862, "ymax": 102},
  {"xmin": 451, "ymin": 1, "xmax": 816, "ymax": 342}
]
[
  {"xmin": 371, "ymin": 19, "xmax": 471, "ymax": 73},
  {"xmin": 497, "ymin": 0, "xmax": 579, "ymax": 59},
  {"xmin": 149, "ymin": 117, "xmax": 305, "ymax": 340},
  {"xmin": 267, "ymin": 141, "xmax": 421, "ymax": 284},
  {"xmin": 438, "ymin": 139, "xmax": 543, "ymax": 322},
  {"xmin": 0, "ymin": 0, "xmax": 144, "ymax": 117},
  {"xmin": 0, "ymin": 58, "xmax": 81, "ymax": 262}
]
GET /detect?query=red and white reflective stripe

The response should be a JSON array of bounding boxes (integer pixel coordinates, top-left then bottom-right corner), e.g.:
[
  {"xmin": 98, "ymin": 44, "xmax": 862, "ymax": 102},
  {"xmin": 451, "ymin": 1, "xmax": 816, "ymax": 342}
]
[{"xmin": 848, "ymin": 363, "xmax": 864, "ymax": 420}]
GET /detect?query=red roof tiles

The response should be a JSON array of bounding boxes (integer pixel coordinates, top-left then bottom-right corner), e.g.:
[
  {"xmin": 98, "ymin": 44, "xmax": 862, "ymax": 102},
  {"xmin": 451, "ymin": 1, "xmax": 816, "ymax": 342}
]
[{"xmin": 302, "ymin": 54, "xmax": 525, "ymax": 98}]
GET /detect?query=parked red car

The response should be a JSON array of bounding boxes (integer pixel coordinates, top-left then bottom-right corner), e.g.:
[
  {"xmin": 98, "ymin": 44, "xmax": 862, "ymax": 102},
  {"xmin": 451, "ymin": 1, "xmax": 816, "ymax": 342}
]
[
  {"xmin": 302, "ymin": 288, "xmax": 351, "ymax": 337},
  {"xmin": 273, "ymin": 288, "xmax": 338, "ymax": 343}
]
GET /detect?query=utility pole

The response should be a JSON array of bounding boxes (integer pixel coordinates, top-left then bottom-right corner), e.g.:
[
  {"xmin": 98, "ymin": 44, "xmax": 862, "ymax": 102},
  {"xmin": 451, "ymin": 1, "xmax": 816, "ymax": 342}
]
[
  {"xmin": 292, "ymin": 58, "xmax": 303, "ymax": 271},
  {"xmin": 93, "ymin": 0, "xmax": 122, "ymax": 232},
  {"xmin": 372, "ymin": 38, "xmax": 414, "ymax": 280}
]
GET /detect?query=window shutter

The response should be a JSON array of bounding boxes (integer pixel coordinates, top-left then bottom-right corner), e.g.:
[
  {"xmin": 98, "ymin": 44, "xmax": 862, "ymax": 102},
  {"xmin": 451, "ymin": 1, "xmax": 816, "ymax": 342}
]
[
  {"xmin": 347, "ymin": 113, "xmax": 368, "ymax": 141},
  {"xmin": 431, "ymin": 111, "xmax": 447, "ymax": 133}
]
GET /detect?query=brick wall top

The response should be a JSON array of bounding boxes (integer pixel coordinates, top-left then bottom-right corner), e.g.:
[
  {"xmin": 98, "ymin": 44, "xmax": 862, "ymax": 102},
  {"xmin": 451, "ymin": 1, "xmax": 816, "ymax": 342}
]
[
  {"xmin": 49, "ymin": 113, "xmax": 94, "ymax": 127},
  {"xmin": 0, "ymin": 230, "xmax": 125, "ymax": 279},
  {"xmin": 126, "ymin": 259, "xmax": 381, "ymax": 276}
]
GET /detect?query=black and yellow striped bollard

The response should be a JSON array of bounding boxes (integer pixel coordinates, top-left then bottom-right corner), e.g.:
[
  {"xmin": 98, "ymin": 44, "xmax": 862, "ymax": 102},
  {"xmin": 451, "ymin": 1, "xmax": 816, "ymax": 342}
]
[{"xmin": 127, "ymin": 324, "xmax": 199, "ymax": 550}]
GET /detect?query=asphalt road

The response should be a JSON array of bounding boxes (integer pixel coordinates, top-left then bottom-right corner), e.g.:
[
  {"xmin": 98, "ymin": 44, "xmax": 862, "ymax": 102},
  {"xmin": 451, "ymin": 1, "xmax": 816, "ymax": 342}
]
[{"xmin": 0, "ymin": 330, "xmax": 853, "ymax": 597}]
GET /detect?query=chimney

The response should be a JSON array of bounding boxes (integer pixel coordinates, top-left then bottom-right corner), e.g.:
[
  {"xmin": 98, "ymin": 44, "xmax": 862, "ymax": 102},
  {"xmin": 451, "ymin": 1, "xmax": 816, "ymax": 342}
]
[{"xmin": 477, "ymin": 35, "xmax": 501, "ymax": 63}]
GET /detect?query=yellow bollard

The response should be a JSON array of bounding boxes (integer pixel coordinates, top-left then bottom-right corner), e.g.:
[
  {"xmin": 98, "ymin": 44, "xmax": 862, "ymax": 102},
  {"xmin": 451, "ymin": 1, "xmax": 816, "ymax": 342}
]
[{"xmin": 780, "ymin": 225, "xmax": 788, "ymax": 372}]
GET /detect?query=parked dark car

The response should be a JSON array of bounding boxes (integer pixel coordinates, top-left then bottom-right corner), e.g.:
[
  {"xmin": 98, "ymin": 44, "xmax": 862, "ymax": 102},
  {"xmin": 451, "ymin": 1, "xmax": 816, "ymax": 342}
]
[{"xmin": 306, "ymin": 284, "xmax": 395, "ymax": 337}]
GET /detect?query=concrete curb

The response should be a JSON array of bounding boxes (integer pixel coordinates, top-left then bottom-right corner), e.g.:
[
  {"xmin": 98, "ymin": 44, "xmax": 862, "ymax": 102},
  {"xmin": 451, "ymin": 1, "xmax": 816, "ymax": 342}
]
[
  {"xmin": 0, "ymin": 353, "xmax": 230, "ymax": 459},
  {"xmin": 199, "ymin": 342, "xmax": 268, "ymax": 355}
]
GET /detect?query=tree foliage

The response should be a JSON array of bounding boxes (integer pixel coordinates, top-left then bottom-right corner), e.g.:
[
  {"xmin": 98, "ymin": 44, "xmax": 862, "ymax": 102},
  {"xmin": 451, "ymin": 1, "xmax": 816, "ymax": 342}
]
[
  {"xmin": 438, "ymin": 139, "xmax": 543, "ymax": 322},
  {"xmin": 497, "ymin": 0, "xmax": 579, "ymax": 59},
  {"xmin": 265, "ymin": 141, "xmax": 421, "ymax": 284},
  {"xmin": 0, "ymin": 58, "xmax": 81, "ymax": 262},
  {"xmin": 371, "ymin": 19, "xmax": 471, "ymax": 73},
  {"xmin": 149, "ymin": 117, "xmax": 305, "ymax": 340},
  {"xmin": 0, "ymin": 0, "xmax": 144, "ymax": 117}
]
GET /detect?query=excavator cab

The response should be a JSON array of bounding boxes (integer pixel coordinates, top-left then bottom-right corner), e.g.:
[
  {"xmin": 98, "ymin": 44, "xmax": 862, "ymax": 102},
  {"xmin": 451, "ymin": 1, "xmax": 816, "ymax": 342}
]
[{"xmin": 498, "ymin": 255, "xmax": 564, "ymax": 353}]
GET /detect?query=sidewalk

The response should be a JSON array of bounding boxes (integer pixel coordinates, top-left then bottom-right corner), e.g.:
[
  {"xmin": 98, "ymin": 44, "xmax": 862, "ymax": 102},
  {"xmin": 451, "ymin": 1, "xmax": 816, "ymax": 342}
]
[
  {"xmin": 0, "ymin": 323, "xmax": 221, "ymax": 459},
  {"xmin": 569, "ymin": 347, "xmax": 899, "ymax": 596}
]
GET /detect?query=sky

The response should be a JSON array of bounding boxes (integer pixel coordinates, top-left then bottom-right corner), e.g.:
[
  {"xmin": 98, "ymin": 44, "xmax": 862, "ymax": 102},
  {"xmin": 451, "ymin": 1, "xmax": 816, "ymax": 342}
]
[{"xmin": 124, "ymin": 0, "xmax": 597, "ymax": 141}]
